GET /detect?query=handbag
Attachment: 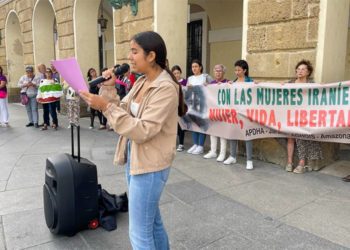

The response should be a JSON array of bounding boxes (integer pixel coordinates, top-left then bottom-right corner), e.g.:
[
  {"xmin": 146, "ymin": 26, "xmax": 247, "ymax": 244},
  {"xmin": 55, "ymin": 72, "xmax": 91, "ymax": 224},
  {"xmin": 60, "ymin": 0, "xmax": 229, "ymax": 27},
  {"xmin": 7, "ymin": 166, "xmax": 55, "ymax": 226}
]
[{"xmin": 20, "ymin": 92, "xmax": 29, "ymax": 105}]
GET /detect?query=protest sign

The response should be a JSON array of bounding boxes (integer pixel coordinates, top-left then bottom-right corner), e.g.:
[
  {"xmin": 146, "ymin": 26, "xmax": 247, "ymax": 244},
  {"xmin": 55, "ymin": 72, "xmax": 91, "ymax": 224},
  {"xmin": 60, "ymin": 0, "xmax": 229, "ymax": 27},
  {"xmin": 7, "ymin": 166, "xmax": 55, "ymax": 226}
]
[{"xmin": 179, "ymin": 81, "xmax": 350, "ymax": 143}]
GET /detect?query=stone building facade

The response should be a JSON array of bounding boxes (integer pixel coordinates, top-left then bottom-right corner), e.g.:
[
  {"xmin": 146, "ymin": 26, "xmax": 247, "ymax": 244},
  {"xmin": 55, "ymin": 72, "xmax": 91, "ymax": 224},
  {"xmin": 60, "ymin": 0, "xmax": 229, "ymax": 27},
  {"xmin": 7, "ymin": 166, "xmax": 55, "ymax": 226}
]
[{"xmin": 0, "ymin": 0, "xmax": 349, "ymax": 168}]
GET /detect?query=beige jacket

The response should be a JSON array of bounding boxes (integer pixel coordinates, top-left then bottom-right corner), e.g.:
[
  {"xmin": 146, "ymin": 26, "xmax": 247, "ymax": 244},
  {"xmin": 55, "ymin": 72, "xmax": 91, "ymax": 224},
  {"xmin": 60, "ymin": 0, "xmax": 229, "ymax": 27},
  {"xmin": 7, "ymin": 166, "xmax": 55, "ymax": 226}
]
[{"xmin": 103, "ymin": 70, "xmax": 179, "ymax": 175}]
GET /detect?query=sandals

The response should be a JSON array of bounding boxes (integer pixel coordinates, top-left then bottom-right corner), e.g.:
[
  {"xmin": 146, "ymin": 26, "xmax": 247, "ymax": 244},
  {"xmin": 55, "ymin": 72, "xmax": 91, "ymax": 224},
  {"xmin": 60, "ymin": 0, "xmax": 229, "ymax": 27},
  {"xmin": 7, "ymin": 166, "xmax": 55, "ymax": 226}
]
[
  {"xmin": 293, "ymin": 165, "xmax": 312, "ymax": 174},
  {"xmin": 52, "ymin": 124, "xmax": 58, "ymax": 130},
  {"xmin": 41, "ymin": 124, "xmax": 48, "ymax": 131},
  {"xmin": 342, "ymin": 175, "xmax": 350, "ymax": 182}
]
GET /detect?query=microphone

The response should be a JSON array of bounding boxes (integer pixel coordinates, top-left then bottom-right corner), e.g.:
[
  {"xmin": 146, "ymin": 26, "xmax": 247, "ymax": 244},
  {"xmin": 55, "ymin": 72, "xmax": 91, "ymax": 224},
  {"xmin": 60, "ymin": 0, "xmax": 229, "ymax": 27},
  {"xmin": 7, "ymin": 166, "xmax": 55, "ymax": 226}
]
[
  {"xmin": 88, "ymin": 64, "xmax": 129, "ymax": 89},
  {"xmin": 88, "ymin": 76, "xmax": 111, "ymax": 89}
]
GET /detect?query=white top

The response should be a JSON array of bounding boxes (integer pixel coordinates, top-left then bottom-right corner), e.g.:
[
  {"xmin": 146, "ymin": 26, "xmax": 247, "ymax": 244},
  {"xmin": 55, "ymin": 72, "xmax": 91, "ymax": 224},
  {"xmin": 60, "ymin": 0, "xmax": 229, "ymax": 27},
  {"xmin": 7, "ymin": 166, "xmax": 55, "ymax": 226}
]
[
  {"xmin": 130, "ymin": 101, "xmax": 140, "ymax": 117},
  {"xmin": 187, "ymin": 74, "xmax": 208, "ymax": 86}
]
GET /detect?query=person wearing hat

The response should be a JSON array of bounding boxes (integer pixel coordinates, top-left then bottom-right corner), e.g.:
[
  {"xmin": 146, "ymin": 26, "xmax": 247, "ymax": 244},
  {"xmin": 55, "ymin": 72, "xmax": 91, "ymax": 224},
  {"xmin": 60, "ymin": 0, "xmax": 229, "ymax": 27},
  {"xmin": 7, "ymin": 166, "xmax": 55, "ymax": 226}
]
[{"xmin": 18, "ymin": 66, "xmax": 41, "ymax": 127}]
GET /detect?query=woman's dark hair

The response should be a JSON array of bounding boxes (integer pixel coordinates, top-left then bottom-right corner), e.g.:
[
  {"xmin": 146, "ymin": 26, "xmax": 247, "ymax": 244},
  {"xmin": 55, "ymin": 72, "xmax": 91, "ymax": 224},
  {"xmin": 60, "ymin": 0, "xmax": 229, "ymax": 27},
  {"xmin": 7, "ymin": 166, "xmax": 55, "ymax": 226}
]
[
  {"xmin": 234, "ymin": 59, "xmax": 249, "ymax": 77},
  {"xmin": 100, "ymin": 67, "xmax": 108, "ymax": 75},
  {"xmin": 87, "ymin": 68, "xmax": 96, "ymax": 81},
  {"xmin": 295, "ymin": 59, "xmax": 313, "ymax": 77},
  {"xmin": 132, "ymin": 31, "xmax": 187, "ymax": 116},
  {"xmin": 171, "ymin": 65, "xmax": 182, "ymax": 73},
  {"xmin": 191, "ymin": 59, "xmax": 203, "ymax": 73},
  {"xmin": 115, "ymin": 63, "xmax": 130, "ymax": 76}
]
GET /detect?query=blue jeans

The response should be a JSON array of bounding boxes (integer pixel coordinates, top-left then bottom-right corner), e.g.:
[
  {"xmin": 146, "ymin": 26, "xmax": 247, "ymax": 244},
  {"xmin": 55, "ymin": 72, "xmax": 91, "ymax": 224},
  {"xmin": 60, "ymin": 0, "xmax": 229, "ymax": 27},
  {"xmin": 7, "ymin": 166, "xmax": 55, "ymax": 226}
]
[
  {"xmin": 25, "ymin": 97, "xmax": 38, "ymax": 124},
  {"xmin": 126, "ymin": 142, "xmax": 170, "ymax": 250},
  {"xmin": 192, "ymin": 132, "xmax": 206, "ymax": 146}
]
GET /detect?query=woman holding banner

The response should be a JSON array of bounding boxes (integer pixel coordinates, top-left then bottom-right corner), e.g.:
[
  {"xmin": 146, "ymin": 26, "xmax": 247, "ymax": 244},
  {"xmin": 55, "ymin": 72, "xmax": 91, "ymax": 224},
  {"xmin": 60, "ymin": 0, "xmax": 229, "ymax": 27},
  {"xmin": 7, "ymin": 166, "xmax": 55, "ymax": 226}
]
[
  {"xmin": 287, "ymin": 60, "xmax": 323, "ymax": 174},
  {"xmin": 80, "ymin": 31, "xmax": 187, "ymax": 249},
  {"xmin": 186, "ymin": 59, "xmax": 212, "ymax": 155},
  {"xmin": 224, "ymin": 59, "xmax": 254, "ymax": 170},
  {"xmin": 204, "ymin": 64, "xmax": 229, "ymax": 161}
]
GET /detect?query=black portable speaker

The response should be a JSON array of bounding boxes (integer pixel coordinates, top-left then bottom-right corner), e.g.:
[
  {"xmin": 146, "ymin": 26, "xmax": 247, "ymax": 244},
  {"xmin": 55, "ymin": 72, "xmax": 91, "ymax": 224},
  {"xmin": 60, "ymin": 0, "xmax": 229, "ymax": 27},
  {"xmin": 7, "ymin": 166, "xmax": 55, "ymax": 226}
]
[{"xmin": 43, "ymin": 125, "xmax": 99, "ymax": 236}]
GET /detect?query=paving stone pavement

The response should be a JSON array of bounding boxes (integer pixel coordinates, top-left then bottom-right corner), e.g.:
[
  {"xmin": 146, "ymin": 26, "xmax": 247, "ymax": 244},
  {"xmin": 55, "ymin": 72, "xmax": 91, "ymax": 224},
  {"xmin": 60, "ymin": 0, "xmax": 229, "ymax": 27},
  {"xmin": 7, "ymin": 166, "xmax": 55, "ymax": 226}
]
[{"xmin": 0, "ymin": 104, "xmax": 349, "ymax": 250}]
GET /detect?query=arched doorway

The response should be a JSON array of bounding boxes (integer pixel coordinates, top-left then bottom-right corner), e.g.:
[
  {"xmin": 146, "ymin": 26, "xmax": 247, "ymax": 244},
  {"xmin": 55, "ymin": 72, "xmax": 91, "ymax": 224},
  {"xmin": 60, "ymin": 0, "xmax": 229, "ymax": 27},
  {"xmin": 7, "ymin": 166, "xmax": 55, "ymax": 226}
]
[
  {"xmin": 5, "ymin": 11, "xmax": 24, "ymax": 88},
  {"xmin": 32, "ymin": 0, "xmax": 56, "ymax": 67},
  {"xmin": 74, "ymin": 0, "xmax": 114, "ymax": 79}
]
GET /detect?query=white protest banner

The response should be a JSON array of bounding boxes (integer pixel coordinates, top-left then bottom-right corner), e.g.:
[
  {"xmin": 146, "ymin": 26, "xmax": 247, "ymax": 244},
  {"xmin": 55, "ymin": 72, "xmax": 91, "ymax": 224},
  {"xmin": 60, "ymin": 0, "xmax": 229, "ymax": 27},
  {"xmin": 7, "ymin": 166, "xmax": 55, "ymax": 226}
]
[{"xmin": 179, "ymin": 81, "xmax": 350, "ymax": 143}]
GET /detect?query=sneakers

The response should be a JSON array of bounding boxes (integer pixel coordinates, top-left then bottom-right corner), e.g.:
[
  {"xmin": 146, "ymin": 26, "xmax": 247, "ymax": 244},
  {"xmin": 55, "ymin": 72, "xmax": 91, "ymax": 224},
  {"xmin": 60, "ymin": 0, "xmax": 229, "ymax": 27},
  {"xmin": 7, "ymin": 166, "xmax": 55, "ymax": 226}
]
[
  {"xmin": 223, "ymin": 156, "xmax": 236, "ymax": 165},
  {"xmin": 204, "ymin": 151, "xmax": 217, "ymax": 159},
  {"xmin": 192, "ymin": 146, "xmax": 204, "ymax": 155},
  {"xmin": 285, "ymin": 163, "xmax": 293, "ymax": 172},
  {"xmin": 216, "ymin": 153, "xmax": 226, "ymax": 162},
  {"xmin": 99, "ymin": 125, "xmax": 107, "ymax": 130},
  {"xmin": 177, "ymin": 144, "xmax": 185, "ymax": 152},
  {"xmin": 187, "ymin": 144, "xmax": 198, "ymax": 154},
  {"xmin": 89, "ymin": 126, "xmax": 94, "ymax": 129},
  {"xmin": 246, "ymin": 160, "xmax": 254, "ymax": 170}
]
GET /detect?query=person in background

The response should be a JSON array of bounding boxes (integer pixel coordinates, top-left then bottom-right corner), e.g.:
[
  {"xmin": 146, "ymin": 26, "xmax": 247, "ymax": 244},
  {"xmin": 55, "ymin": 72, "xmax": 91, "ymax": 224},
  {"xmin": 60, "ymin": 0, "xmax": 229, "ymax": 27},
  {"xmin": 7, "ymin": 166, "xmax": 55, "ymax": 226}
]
[
  {"xmin": 171, "ymin": 65, "xmax": 187, "ymax": 152},
  {"xmin": 51, "ymin": 64, "xmax": 61, "ymax": 114},
  {"xmin": 204, "ymin": 64, "xmax": 228, "ymax": 162},
  {"xmin": 37, "ymin": 63, "xmax": 46, "ymax": 80},
  {"xmin": 224, "ymin": 60, "xmax": 254, "ymax": 170},
  {"xmin": 36, "ymin": 67, "xmax": 62, "ymax": 130},
  {"xmin": 115, "ymin": 63, "xmax": 130, "ymax": 100},
  {"xmin": 18, "ymin": 66, "xmax": 41, "ymax": 128},
  {"xmin": 288, "ymin": 60, "xmax": 323, "ymax": 174},
  {"xmin": 64, "ymin": 83, "xmax": 80, "ymax": 128},
  {"xmin": 87, "ymin": 68, "xmax": 105, "ymax": 129},
  {"xmin": 0, "ymin": 66, "xmax": 9, "ymax": 127},
  {"xmin": 186, "ymin": 59, "xmax": 212, "ymax": 155},
  {"xmin": 51, "ymin": 64, "xmax": 60, "ymax": 81},
  {"xmin": 120, "ymin": 63, "xmax": 132, "ymax": 94},
  {"xmin": 36, "ymin": 63, "xmax": 47, "ymax": 126},
  {"xmin": 99, "ymin": 67, "xmax": 119, "ymax": 131},
  {"xmin": 80, "ymin": 31, "xmax": 186, "ymax": 249}
]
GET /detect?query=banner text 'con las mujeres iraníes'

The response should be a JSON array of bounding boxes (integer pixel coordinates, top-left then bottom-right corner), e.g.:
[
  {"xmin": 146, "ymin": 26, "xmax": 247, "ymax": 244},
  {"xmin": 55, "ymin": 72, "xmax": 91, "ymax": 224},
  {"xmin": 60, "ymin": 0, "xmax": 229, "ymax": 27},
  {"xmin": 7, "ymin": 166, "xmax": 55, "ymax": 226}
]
[{"xmin": 179, "ymin": 81, "xmax": 350, "ymax": 143}]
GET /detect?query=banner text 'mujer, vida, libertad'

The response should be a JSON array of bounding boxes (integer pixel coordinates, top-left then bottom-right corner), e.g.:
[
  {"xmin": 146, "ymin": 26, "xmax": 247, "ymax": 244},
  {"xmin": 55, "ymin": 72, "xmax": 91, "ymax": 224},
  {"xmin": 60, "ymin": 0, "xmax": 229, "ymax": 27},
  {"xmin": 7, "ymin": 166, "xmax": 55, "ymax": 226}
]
[{"xmin": 210, "ymin": 85, "xmax": 350, "ymax": 130}]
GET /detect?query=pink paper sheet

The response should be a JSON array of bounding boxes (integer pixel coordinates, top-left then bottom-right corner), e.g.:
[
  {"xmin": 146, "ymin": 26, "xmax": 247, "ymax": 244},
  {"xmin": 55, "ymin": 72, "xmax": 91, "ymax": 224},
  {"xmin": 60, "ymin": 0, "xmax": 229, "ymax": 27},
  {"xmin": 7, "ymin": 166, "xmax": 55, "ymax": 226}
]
[{"xmin": 51, "ymin": 58, "xmax": 88, "ymax": 92}]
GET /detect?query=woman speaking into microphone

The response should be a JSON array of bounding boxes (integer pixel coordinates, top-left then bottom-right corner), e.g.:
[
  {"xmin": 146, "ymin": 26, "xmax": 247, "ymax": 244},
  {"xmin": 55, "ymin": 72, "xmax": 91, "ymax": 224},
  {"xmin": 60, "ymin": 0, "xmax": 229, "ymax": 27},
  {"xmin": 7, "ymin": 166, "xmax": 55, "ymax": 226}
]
[{"xmin": 80, "ymin": 31, "xmax": 186, "ymax": 249}]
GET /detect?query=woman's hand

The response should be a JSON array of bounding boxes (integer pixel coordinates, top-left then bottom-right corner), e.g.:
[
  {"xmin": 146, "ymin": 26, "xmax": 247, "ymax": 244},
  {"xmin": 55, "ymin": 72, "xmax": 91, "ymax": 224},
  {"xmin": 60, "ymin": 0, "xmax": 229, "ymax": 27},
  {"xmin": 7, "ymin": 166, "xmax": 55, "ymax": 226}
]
[
  {"xmin": 80, "ymin": 91, "xmax": 109, "ymax": 112},
  {"xmin": 101, "ymin": 68, "xmax": 116, "ymax": 86}
]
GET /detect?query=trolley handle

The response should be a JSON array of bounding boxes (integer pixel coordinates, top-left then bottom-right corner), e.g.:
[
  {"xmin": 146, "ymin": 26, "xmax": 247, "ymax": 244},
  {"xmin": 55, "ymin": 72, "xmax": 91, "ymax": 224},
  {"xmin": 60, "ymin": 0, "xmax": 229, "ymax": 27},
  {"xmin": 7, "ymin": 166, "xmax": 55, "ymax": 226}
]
[{"xmin": 70, "ymin": 123, "xmax": 81, "ymax": 162}]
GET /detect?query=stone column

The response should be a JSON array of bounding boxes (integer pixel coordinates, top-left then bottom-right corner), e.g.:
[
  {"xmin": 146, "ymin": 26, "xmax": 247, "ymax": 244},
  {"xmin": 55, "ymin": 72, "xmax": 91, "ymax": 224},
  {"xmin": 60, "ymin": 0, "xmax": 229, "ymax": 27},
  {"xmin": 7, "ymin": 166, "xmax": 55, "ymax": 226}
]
[{"xmin": 154, "ymin": 0, "xmax": 187, "ymax": 75}]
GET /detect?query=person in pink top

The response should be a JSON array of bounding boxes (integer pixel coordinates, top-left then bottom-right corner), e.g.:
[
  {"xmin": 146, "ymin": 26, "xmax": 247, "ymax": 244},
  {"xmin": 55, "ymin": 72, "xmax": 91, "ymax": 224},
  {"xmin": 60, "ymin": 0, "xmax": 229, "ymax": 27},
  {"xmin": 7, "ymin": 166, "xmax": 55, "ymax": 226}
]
[{"xmin": 0, "ymin": 66, "xmax": 9, "ymax": 127}]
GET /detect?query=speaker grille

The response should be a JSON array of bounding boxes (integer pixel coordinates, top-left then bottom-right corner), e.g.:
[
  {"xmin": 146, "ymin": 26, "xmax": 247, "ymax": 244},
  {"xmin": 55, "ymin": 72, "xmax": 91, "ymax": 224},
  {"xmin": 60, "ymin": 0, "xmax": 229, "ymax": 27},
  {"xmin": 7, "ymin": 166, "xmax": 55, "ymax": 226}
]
[{"xmin": 43, "ymin": 184, "xmax": 57, "ymax": 229}]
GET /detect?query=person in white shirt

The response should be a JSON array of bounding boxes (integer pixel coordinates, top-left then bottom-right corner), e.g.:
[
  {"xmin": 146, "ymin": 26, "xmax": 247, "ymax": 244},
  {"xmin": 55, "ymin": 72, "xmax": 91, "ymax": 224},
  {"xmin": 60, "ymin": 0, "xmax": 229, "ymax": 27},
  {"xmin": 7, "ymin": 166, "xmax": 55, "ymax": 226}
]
[
  {"xmin": 18, "ymin": 66, "xmax": 41, "ymax": 127},
  {"xmin": 186, "ymin": 59, "xmax": 212, "ymax": 155}
]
